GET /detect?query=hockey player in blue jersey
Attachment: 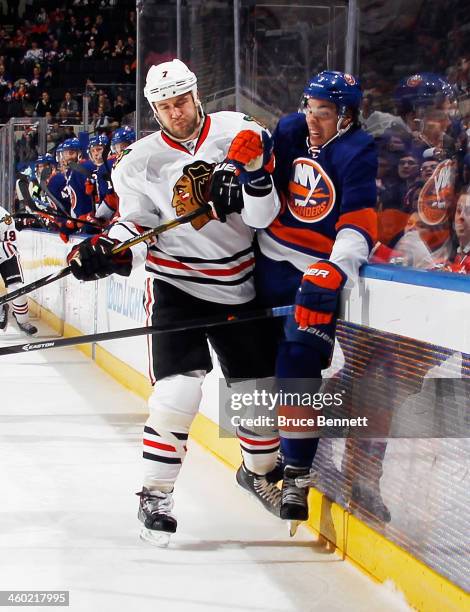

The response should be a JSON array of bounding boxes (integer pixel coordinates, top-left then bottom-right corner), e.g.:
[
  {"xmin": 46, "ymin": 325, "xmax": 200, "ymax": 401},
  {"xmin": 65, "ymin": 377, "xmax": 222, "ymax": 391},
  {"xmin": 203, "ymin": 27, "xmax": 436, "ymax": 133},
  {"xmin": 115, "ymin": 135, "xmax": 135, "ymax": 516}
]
[
  {"xmin": 111, "ymin": 125, "xmax": 136, "ymax": 156},
  {"xmin": 224, "ymin": 71, "xmax": 378, "ymax": 530},
  {"xmin": 61, "ymin": 137, "xmax": 95, "ymax": 219}
]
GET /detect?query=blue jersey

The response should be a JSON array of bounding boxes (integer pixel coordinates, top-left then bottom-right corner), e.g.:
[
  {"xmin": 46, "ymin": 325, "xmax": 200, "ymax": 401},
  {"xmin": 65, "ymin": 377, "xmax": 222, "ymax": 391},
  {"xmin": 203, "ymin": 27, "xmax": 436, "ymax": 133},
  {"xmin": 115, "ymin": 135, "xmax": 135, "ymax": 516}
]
[
  {"xmin": 94, "ymin": 158, "xmax": 115, "ymax": 201},
  {"xmin": 47, "ymin": 171, "xmax": 70, "ymax": 214},
  {"xmin": 258, "ymin": 113, "xmax": 377, "ymax": 270},
  {"xmin": 65, "ymin": 164, "xmax": 94, "ymax": 218}
]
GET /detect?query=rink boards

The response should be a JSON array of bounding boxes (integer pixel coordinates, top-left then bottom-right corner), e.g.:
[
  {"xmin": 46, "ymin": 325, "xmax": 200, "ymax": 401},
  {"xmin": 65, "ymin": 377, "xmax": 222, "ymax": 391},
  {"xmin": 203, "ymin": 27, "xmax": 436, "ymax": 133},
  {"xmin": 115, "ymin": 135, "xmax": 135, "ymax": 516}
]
[{"xmin": 17, "ymin": 229, "xmax": 470, "ymax": 612}]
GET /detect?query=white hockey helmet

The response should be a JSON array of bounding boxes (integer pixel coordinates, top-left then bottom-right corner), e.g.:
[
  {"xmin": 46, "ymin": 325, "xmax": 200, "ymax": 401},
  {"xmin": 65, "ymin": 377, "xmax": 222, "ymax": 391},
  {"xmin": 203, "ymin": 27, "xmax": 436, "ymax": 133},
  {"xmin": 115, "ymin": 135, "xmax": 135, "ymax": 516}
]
[{"xmin": 144, "ymin": 59, "xmax": 198, "ymax": 106}]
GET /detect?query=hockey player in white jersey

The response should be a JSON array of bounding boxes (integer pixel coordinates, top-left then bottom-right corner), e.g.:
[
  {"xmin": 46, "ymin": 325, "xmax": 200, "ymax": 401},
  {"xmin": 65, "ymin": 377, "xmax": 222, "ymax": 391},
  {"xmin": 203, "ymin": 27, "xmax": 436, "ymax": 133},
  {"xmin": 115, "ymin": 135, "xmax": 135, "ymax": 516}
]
[
  {"xmin": 0, "ymin": 206, "xmax": 37, "ymax": 335},
  {"xmin": 66, "ymin": 59, "xmax": 283, "ymax": 544}
]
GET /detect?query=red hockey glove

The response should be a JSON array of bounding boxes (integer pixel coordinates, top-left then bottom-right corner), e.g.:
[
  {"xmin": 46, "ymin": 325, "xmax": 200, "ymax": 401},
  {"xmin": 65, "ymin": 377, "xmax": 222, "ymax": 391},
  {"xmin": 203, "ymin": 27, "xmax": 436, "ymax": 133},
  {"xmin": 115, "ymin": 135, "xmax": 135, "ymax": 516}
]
[
  {"xmin": 67, "ymin": 235, "xmax": 132, "ymax": 281},
  {"xmin": 85, "ymin": 178, "xmax": 95, "ymax": 196},
  {"xmin": 226, "ymin": 129, "xmax": 275, "ymax": 185},
  {"xmin": 295, "ymin": 261, "xmax": 347, "ymax": 328}
]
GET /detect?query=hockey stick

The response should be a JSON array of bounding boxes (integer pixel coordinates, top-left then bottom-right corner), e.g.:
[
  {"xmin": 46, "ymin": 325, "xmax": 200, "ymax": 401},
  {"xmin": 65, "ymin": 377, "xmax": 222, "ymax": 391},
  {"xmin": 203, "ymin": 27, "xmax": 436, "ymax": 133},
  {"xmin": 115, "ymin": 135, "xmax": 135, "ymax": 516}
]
[
  {"xmin": 68, "ymin": 161, "xmax": 92, "ymax": 177},
  {"xmin": 0, "ymin": 204, "xmax": 213, "ymax": 307},
  {"xmin": 0, "ymin": 305, "xmax": 294, "ymax": 356}
]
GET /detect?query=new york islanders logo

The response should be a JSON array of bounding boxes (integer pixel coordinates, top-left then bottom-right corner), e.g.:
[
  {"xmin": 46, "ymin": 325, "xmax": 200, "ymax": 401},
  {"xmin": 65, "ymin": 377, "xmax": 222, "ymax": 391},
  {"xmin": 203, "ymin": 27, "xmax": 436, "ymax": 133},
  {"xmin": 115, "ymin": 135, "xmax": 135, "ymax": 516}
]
[
  {"xmin": 418, "ymin": 159, "xmax": 455, "ymax": 226},
  {"xmin": 406, "ymin": 74, "xmax": 423, "ymax": 88},
  {"xmin": 287, "ymin": 158, "xmax": 336, "ymax": 223}
]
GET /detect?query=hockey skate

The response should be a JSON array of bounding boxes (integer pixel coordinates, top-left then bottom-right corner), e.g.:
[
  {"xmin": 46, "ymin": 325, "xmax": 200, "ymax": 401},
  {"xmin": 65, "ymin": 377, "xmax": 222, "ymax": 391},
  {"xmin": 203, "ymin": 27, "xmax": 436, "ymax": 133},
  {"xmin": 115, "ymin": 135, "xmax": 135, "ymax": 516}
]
[
  {"xmin": 136, "ymin": 487, "xmax": 177, "ymax": 547},
  {"xmin": 265, "ymin": 452, "xmax": 284, "ymax": 483},
  {"xmin": 236, "ymin": 463, "xmax": 282, "ymax": 517},
  {"xmin": 12, "ymin": 313, "xmax": 37, "ymax": 336},
  {"xmin": 280, "ymin": 466, "xmax": 310, "ymax": 536},
  {"xmin": 350, "ymin": 480, "xmax": 391, "ymax": 523},
  {"xmin": 0, "ymin": 304, "xmax": 8, "ymax": 331}
]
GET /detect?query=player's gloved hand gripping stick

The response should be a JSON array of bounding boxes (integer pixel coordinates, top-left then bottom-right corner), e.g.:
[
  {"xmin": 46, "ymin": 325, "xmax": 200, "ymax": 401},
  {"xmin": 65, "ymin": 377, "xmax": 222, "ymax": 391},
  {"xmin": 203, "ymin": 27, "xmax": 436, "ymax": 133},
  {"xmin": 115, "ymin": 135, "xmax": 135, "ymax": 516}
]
[{"xmin": 0, "ymin": 204, "xmax": 213, "ymax": 307}]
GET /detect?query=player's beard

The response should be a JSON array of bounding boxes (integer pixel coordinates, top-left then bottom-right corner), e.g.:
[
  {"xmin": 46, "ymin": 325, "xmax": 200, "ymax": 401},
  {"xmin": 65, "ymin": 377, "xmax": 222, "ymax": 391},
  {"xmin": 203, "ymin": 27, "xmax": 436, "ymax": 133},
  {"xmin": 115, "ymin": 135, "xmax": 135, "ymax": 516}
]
[{"xmin": 162, "ymin": 111, "xmax": 201, "ymax": 142}]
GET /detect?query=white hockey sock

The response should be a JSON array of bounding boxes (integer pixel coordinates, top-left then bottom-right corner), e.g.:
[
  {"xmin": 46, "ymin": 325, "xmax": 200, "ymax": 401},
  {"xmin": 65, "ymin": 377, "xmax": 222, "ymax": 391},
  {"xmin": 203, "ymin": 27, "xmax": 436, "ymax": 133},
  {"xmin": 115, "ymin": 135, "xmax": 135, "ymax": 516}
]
[
  {"xmin": 237, "ymin": 425, "xmax": 280, "ymax": 475},
  {"xmin": 9, "ymin": 282, "xmax": 29, "ymax": 324}
]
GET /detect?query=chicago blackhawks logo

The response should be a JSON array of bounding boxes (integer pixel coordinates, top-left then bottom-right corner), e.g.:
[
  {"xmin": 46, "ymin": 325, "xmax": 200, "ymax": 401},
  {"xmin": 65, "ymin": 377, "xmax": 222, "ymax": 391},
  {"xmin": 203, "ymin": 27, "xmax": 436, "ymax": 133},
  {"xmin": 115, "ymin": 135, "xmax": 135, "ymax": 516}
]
[
  {"xmin": 172, "ymin": 161, "xmax": 213, "ymax": 230},
  {"xmin": 418, "ymin": 159, "xmax": 455, "ymax": 226},
  {"xmin": 287, "ymin": 158, "xmax": 336, "ymax": 223}
]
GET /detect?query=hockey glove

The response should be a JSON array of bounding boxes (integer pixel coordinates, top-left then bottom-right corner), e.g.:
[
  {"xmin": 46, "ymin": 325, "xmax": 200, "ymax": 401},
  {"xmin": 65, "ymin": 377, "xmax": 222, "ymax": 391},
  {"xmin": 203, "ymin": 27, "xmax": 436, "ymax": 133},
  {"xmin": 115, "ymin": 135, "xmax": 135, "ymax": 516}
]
[
  {"xmin": 227, "ymin": 129, "xmax": 275, "ymax": 192},
  {"xmin": 67, "ymin": 235, "xmax": 133, "ymax": 281},
  {"xmin": 295, "ymin": 261, "xmax": 347, "ymax": 328},
  {"xmin": 207, "ymin": 162, "xmax": 244, "ymax": 223}
]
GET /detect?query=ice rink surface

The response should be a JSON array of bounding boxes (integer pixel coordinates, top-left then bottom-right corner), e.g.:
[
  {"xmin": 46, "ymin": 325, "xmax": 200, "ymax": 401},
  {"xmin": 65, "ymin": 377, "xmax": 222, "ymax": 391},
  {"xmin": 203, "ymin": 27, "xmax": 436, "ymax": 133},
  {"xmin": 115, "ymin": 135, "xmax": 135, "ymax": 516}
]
[{"xmin": 0, "ymin": 319, "xmax": 411, "ymax": 612}]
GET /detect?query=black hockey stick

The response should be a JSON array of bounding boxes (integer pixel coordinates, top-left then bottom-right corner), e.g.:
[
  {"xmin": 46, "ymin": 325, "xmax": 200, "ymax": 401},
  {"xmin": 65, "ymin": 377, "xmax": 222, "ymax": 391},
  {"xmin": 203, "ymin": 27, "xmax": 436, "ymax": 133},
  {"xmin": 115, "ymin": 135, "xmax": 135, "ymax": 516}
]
[
  {"xmin": 0, "ymin": 204, "xmax": 213, "ymax": 307},
  {"xmin": 68, "ymin": 161, "xmax": 92, "ymax": 177},
  {"xmin": 0, "ymin": 305, "xmax": 294, "ymax": 356}
]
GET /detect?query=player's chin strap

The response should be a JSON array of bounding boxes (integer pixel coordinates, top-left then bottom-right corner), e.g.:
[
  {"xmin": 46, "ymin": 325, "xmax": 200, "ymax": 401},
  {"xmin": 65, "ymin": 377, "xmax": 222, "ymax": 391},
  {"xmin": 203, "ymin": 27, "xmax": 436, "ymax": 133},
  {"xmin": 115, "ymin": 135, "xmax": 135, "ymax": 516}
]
[{"xmin": 307, "ymin": 117, "xmax": 353, "ymax": 158}]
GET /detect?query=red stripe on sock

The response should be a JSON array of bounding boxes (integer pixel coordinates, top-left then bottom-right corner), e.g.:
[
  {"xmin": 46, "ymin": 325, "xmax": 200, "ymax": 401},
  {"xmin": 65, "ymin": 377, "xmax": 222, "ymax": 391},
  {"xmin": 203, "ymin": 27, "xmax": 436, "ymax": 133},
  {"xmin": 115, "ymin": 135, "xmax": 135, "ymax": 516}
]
[{"xmin": 143, "ymin": 439, "xmax": 177, "ymax": 452}]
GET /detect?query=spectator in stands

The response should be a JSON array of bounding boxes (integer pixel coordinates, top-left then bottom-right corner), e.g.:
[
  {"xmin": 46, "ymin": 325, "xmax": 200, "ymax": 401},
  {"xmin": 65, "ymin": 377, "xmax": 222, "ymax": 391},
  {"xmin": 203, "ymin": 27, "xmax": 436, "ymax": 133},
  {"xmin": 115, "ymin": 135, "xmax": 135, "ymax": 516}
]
[
  {"xmin": 45, "ymin": 39, "xmax": 60, "ymax": 64},
  {"xmin": 85, "ymin": 37, "xmax": 98, "ymax": 59},
  {"xmin": 420, "ymin": 158, "xmax": 439, "ymax": 182},
  {"xmin": 124, "ymin": 10, "xmax": 136, "ymax": 36},
  {"xmin": 36, "ymin": 7, "xmax": 48, "ymax": 25},
  {"xmin": 42, "ymin": 66, "xmax": 54, "ymax": 90},
  {"xmin": 93, "ymin": 104, "xmax": 110, "ymax": 131},
  {"xmin": 112, "ymin": 39, "xmax": 125, "ymax": 57},
  {"xmin": 100, "ymin": 40, "xmax": 111, "ymax": 59},
  {"xmin": 0, "ymin": 63, "xmax": 10, "ymax": 86},
  {"xmin": 3, "ymin": 81, "xmax": 17, "ymax": 103},
  {"xmin": 125, "ymin": 36, "xmax": 135, "ymax": 58},
  {"xmin": 446, "ymin": 189, "xmax": 470, "ymax": 273},
  {"xmin": 122, "ymin": 63, "xmax": 134, "ymax": 84},
  {"xmin": 35, "ymin": 91, "xmax": 55, "ymax": 117},
  {"xmin": 59, "ymin": 91, "xmax": 80, "ymax": 123},
  {"xmin": 397, "ymin": 151, "xmax": 421, "ymax": 191},
  {"xmin": 12, "ymin": 29, "xmax": 27, "ymax": 49},
  {"xmin": 112, "ymin": 94, "xmax": 129, "ymax": 124},
  {"xmin": 23, "ymin": 41, "xmax": 44, "ymax": 66},
  {"xmin": 0, "ymin": 28, "xmax": 10, "ymax": 50},
  {"xmin": 29, "ymin": 65, "xmax": 42, "ymax": 97},
  {"xmin": 455, "ymin": 57, "xmax": 470, "ymax": 96},
  {"xmin": 96, "ymin": 92, "xmax": 111, "ymax": 114}
]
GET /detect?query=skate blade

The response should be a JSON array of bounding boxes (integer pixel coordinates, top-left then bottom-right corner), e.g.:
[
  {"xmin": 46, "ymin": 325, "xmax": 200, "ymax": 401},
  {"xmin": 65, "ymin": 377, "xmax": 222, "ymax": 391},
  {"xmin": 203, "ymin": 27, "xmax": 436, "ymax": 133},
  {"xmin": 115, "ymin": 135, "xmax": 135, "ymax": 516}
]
[
  {"xmin": 139, "ymin": 527, "xmax": 171, "ymax": 548},
  {"xmin": 288, "ymin": 520, "xmax": 301, "ymax": 537}
]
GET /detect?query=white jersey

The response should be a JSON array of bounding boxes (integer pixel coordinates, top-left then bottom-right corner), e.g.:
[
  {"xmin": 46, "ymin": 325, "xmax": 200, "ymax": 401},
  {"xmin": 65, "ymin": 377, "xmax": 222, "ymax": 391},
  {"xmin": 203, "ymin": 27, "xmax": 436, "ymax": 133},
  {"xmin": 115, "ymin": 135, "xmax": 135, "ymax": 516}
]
[
  {"xmin": 0, "ymin": 205, "xmax": 18, "ymax": 264},
  {"xmin": 110, "ymin": 111, "xmax": 279, "ymax": 304}
]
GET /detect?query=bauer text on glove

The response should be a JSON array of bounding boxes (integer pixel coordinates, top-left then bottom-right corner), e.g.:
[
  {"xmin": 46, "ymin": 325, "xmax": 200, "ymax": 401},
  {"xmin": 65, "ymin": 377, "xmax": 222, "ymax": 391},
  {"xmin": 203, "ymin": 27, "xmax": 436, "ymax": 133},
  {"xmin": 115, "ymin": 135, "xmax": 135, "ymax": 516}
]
[
  {"xmin": 207, "ymin": 162, "xmax": 244, "ymax": 223},
  {"xmin": 295, "ymin": 260, "xmax": 347, "ymax": 328}
]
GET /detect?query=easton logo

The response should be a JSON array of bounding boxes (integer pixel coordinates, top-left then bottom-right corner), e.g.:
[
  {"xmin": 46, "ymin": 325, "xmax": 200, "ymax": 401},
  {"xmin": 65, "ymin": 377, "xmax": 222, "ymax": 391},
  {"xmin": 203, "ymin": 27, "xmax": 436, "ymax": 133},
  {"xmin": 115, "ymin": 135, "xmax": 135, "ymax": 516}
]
[
  {"xmin": 22, "ymin": 342, "xmax": 55, "ymax": 351},
  {"xmin": 287, "ymin": 158, "xmax": 336, "ymax": 223}
]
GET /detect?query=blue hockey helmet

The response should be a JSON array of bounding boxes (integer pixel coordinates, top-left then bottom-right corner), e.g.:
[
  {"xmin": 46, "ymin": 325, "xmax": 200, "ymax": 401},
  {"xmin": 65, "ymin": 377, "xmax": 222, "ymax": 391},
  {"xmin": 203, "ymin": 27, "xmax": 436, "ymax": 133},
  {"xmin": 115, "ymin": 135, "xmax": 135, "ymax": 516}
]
[
  {"xmin": 394, "ymin": 73, "xmax": 454, "ymax": 114},
  {"xmin": 301, "ymin": 71, "xmax": 363, "ymax": 115},
  {"xmin": 111, "ymin": 126, "xmax": 136, "ymax": 147},
  {"xmin": 88, "ymin": 134, "xmax": 109, "ymax": 150},
  {"xmin": 35, "ymin": 154, "xmax": 57, "ymax": 166},
  {"xmin": 61, "ymin": 137, "xmax": 81, "ymax": 151}
]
